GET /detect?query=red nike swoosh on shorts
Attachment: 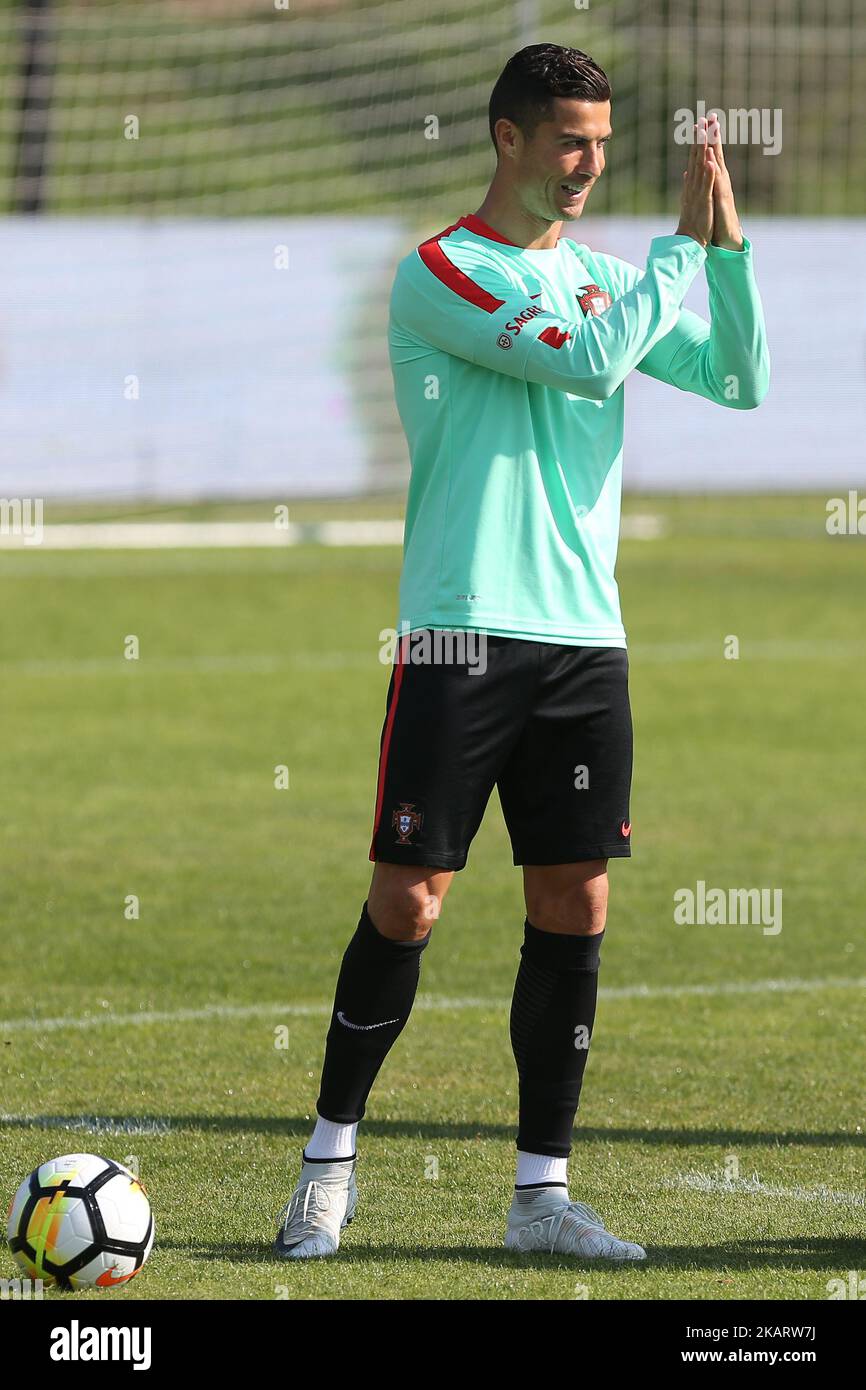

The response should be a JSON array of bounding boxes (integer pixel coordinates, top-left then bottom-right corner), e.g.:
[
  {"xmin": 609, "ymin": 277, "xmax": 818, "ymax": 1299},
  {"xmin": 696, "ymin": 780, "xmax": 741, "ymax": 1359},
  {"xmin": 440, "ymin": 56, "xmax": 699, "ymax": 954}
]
[{"xmin": 621, "ymin": 821, "xmax": 631, "ymax": 837}]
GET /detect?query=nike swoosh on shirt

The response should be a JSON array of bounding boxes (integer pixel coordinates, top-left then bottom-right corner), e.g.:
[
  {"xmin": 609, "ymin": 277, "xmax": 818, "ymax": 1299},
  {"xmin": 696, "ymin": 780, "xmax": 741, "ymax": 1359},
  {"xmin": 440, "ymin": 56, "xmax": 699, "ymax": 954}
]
[{"xmin": 336, "ymin": 1010, "xmax": 400, "ymax": 1031}]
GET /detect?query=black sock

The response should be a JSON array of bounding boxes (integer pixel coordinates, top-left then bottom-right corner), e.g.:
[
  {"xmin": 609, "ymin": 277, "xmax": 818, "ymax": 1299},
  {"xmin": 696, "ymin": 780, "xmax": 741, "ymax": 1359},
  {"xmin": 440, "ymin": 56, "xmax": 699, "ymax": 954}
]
[
  {"xmin": 316, "ymin": 902, "xmax": 431, "ymax": 1123},
  {"xmin": 510, "ymin": 920, "xmax": 603, "ymax": 1159}
]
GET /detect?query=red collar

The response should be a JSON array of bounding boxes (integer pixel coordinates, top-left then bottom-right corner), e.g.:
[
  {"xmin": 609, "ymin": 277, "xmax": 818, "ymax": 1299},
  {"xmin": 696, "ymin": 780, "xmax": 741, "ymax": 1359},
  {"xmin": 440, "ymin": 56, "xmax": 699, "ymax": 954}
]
[{"xmin": 458, "ymin": 213, "xmax": 560, "ymax": 248}]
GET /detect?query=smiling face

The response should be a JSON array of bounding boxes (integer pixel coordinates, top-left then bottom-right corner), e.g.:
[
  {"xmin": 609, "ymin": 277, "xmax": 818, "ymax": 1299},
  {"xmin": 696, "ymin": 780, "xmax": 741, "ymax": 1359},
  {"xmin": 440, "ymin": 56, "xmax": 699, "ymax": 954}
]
[{"xmin": 495, "ymin": 97, "xmax": 612, "ymax": 224}]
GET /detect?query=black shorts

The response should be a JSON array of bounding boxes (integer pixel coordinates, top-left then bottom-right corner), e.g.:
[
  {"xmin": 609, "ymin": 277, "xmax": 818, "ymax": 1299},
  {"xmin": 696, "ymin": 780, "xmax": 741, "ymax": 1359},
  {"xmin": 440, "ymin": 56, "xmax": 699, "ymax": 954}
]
[{"xmin": 369, "ymin": 632, "xmax": 633, "ymax": 870}]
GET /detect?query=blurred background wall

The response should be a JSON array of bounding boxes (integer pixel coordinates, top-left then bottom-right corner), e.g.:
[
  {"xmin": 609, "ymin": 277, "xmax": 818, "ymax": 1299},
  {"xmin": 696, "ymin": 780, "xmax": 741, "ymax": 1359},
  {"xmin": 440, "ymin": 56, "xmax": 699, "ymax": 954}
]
[{"xmin": 1, "ymin": 0, "xmax": 864, "ymax": 499}]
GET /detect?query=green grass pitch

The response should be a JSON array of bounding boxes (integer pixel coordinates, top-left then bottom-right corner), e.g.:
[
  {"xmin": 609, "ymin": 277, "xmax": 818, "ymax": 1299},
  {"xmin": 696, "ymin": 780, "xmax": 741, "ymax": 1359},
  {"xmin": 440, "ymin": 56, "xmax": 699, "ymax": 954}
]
[{"xmin": 1, "ymin": 494, "xmax": 864, "ymax": 1301}]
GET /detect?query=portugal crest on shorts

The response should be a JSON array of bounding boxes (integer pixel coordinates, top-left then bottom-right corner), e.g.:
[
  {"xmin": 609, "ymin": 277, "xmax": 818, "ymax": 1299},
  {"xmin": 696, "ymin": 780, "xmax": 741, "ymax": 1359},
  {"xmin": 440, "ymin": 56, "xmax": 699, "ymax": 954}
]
[
  {"xmin": 577, "ymin": 283, "xmax": 612, "ymax": 317},
  {"xmin": 392, "ymin": 801, "xmax": 423, "ymax": 845}
]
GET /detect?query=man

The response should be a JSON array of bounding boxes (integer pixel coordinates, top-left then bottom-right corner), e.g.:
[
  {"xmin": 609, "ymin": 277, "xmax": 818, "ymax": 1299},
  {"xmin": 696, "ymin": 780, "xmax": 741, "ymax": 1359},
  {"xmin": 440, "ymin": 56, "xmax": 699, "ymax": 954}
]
[{"xmin": 275, "ymin": 44, "xmax": 769, "ymax": 1261}]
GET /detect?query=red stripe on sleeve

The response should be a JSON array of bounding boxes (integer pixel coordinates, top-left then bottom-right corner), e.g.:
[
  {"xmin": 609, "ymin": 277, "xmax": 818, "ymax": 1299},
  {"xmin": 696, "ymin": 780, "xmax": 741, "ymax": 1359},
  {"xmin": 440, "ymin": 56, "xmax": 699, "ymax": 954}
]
[
  {"xmin": 538, "ymin": 325, "xmax": 571, "ymax": 349},
  {"xmin": 456, "ymin": 213, "xmax": 520, "ymax": 246},
  {"xmin": 417, "ymin": 238, "xmax": 505, "ymax": 313},
  {"xmin": 368, "ymin": 640, "xmax": 409, "ymax": 861}
]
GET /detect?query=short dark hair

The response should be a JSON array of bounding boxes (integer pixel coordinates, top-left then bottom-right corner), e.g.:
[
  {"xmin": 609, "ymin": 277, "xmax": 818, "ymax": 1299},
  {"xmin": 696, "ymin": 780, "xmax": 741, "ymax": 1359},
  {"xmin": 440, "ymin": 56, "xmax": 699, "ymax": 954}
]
[{"xmin": 488, "ymin": 44, "xmax": 611, "ymax": 152}]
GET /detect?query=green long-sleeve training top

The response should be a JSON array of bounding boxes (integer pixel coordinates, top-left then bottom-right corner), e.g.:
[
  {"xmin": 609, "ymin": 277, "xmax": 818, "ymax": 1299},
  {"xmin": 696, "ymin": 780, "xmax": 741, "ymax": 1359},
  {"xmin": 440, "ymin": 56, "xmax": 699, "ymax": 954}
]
[{"xmin": 388, "ymin": 213, "xmax": 770, "ymax": 646}]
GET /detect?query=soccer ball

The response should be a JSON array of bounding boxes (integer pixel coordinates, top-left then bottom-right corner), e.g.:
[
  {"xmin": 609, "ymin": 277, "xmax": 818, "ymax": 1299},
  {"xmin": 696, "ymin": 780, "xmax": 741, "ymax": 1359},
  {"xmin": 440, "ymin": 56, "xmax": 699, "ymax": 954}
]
[{"xmin": 5, "ymin": 1153, "xmax": 155, "ymax": 1290}]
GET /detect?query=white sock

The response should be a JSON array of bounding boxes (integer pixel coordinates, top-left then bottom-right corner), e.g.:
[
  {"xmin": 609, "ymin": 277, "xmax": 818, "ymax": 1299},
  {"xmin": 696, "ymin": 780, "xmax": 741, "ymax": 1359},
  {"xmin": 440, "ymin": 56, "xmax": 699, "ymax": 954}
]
[
  {"xmin": 304, "ymin": 1116, "xmax": 358, "ymax": 1161},
  {"xmin": 515, "ymin": 1150, "xmax": 568, "ymax": 1190}
]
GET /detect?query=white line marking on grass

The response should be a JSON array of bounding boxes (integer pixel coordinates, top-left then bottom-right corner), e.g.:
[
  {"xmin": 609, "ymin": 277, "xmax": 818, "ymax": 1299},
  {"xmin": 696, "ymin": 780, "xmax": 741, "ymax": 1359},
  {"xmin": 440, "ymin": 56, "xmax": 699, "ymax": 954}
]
[
  {"xmin": 629, "ymin": 639, "xmax": 866, "ymax": 662},
  {"xmin": 0, "ymin": 1002, "xmax": 334, "ymax": 1032},
  {"xmin": 601, "ymin": 976, "xmax": 866, "ymax": 1001},
  {"xmin": 1, "ymin": 977, "xmax": 863, "ymax": 1035},
  {"xmin": 0, "ymin": 516, "xmax": 663, "ymax": 551},
  {"xmin": 0, "ymin": 652, "xmax": 388, "ymax": 677},
  {"xmin": 0, "ymin": 554, "xmax": 400, "ymax": 579},
  {"xmin": 2, "ymin": 642, "xmax": 864, "ymax": 679},
  {"xmin": 0, "ymin": 1113, "xmax": 171, "ymax": 1136},
  {"xmin": 0, "ymin": 654, "xmax": 376, "ymax": 678},
  {"xmin": 0, "ymin": 521, "xmax": 407, "ymax": 550},
  {"xmin": 621, "ymin": 514, "xmax": 666, "ymax": 540},
  {"xmin": 665, "ymin": 1171, "xmax": 866, "ymax": 1209}
]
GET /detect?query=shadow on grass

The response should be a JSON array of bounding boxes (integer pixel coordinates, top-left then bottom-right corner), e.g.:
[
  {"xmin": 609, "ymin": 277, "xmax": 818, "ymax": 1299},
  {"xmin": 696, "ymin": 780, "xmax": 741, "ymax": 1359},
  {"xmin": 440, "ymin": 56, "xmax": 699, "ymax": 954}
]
[
  {"xmin": 156, "ymin": 1235, "xmax": 866, "ymax": 1275},
  {"xmin": 4, "ymin": 1114, "xmax": 864, "ymax": 1149}
]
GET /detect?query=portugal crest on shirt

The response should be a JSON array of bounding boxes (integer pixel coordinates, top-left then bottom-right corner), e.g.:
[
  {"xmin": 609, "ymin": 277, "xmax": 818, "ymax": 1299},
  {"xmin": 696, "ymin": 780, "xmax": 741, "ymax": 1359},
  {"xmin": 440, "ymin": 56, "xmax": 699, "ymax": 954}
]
[
  {"xmin": 392, "ymin": 802, "xmax": 423, "ymax": 845},
  {"xmin": 577, "ymin": 283, "xmax": 612, "ymax": 317}
]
